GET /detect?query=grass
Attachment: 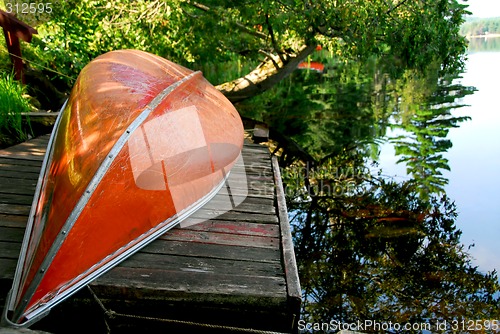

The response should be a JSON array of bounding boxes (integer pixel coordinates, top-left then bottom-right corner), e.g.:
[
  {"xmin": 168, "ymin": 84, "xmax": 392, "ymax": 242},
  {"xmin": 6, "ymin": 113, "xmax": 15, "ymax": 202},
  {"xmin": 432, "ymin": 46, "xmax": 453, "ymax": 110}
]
[{"xmin": 0, "ymin": 71, "xmax": 32, "ymax": 147}]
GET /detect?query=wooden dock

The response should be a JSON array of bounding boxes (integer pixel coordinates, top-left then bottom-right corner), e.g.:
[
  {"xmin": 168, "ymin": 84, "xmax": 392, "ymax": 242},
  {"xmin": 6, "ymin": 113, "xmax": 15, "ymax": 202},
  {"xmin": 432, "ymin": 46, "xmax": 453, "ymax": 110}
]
[{"xmin": 0, "ymin": 135, "xmax": 301, "ymax": 333}]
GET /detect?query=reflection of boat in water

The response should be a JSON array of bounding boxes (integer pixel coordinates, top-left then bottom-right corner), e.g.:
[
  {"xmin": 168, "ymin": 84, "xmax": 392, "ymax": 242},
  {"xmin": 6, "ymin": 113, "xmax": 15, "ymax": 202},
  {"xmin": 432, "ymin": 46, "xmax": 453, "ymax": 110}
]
[
  {"xmin": 3, "ymin": 50, "xmax": 244, "ymax": 326},
  {"xmin": 297, "ymin": 61, "xmax": 325, "ymax": 73}
]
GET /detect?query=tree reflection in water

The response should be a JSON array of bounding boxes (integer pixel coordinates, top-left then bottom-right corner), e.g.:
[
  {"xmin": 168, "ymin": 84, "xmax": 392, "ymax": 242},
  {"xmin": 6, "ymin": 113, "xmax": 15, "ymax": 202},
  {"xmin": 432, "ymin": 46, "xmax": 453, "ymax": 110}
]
[{"xmin": 238, "ymin": 54, "xmax": 500, "ymax": 325}]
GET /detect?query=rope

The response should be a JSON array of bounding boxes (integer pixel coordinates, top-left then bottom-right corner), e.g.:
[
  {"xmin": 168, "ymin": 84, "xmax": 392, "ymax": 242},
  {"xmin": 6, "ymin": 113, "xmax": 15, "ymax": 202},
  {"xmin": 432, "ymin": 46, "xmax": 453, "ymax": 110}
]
[
  {"xmin": 86, "ymin": 286, "xmax": 112, "ymax": 334},
  {"xmin": 4, "ymin": 51, "xmax": 77, "ymax": 82},
  {"xmin": 86, "ymin": 286, "xmax": 289, "ymax": 334}
]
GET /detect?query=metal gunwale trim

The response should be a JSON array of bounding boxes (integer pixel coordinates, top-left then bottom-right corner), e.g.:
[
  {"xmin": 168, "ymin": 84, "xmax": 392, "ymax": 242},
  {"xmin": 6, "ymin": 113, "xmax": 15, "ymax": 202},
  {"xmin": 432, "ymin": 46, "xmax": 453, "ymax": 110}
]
[
  {"xmin": 7, "ymin": 99, "xmax": 68, "ymax": 312},
  {"xmin": 2, "ymin": 289, "xmax": 50, "ymax": 329},
  {"xmin": 19, "ymin": 170, "xmax": 231, "ymax": 323},
  {"xmin": 11, "ymin": 70, "xmax": 202, "ymax": 323}
]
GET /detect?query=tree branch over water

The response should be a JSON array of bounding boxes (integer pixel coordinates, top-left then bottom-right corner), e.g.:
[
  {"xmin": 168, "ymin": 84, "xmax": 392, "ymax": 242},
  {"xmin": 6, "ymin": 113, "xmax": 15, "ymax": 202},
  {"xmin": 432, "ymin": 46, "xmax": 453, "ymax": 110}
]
[{"xmin": 217, "ymin": 45, "xmax": 317, "ymax": 103}]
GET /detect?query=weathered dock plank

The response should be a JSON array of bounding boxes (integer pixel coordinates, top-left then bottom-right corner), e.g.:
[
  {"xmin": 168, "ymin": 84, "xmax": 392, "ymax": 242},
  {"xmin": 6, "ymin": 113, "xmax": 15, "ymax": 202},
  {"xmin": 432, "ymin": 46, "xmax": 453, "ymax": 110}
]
[
  {"xmin": 0, "ymin": 136, "xmax": 48, "ymax": 160},
  {"xmin": 0, "ymin": 194, "xmax": 33, "ymax": 206},
  {"xmin": 141, "ymin": 240, "xmax": 281, "ymax": 263},
  {"xmin": 161, "ymin": 228, "xmax": 280, "ymax": 249},
  {"xmin": 0, "ymin": 135, "xmax": 301, "ymax": 333},
  {"xmin": 0, "ymin": 214, "xmax": 26, "ymax": 228},
  {"xmin": 0, "ymin": 227, "xmax": 25, "ymax": 243}
]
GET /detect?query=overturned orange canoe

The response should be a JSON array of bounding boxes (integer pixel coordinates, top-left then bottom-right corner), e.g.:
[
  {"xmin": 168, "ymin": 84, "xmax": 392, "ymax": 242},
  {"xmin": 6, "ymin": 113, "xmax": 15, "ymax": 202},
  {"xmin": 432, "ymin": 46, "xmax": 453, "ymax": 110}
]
[{"xmin": 4, "ymin": 50, "xmax": 244, "ymax": 326}]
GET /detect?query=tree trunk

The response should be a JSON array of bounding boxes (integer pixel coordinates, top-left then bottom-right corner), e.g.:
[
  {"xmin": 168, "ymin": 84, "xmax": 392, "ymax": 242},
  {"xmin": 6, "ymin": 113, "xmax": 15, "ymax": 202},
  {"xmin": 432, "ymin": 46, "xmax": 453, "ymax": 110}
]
[{"xmin": 216, "ymin": 45, "xmax": 317, "ymax": 103}]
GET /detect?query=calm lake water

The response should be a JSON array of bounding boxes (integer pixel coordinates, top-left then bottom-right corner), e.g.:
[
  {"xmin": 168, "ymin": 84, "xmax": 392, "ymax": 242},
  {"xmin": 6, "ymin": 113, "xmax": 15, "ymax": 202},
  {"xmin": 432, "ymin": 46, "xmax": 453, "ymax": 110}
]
[{"xmin": 379, "ymin": 39, "xmax": 500, "ymax": 274}]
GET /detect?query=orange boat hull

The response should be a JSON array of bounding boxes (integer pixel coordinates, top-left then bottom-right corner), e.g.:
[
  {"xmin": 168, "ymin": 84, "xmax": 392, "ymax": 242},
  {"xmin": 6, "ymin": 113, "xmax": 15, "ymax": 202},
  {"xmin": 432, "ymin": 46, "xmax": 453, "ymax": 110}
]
[{"xmin": 4, "ymin": 50, "xmax": 244, "ymax": 325}]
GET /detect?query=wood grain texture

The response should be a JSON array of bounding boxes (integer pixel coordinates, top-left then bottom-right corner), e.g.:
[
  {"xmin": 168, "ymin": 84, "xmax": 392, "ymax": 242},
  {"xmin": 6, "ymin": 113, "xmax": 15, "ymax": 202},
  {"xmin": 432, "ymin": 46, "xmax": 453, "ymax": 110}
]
[{"xmin": 0, "ymin": 135, "xmax": 301, "ymax": 333}]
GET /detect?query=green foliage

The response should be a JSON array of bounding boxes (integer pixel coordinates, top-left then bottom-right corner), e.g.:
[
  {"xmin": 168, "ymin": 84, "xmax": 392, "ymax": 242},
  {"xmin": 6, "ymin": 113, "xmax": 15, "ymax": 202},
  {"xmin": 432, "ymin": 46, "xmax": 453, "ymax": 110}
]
[
  {"xmin": 196, "ymin": 58, "xmax": 259, "ymax": 87},
  {"xmin": 0, "ymin": 43, "xmax": 13, "ymax": 74},
  {"xmin": 0, "ymin": 72, "xmax": 32, "ymax": 146},
  {"xmin": 23, "ymin": 0, "xmax": 271, "ymax": 89},
  {"xmin": 15, "ymin": 0, "xmax": 469, "ymax": 93},
  {"xmin": 1, "ymin": 0, "xmax": 54, "ymax": 26},
  {"xmin": 238, "ymin": 54, "xmax": 389, "ymax": 161},
  {"xmin": 29, "ymin": 0, "xmax": 197, "ymax": 87}
]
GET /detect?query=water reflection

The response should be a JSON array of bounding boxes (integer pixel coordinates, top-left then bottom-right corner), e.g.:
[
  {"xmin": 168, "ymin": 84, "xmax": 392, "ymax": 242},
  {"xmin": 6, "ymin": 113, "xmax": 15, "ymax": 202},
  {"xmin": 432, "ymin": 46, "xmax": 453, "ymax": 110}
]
[
  {"xmin": 238, "ymin": 51, "xmax": 500, "ymax": 325},
  {"xmin": 389, "ymin": 69, "xmax": 474, "ymax": 200},
  {"xmin": 446, "ymin": 50, "xmax": 500, "ymax": 274},
  {"xmin": 467, "ymin": 36, "xmax": 500, "ymax": 52}
]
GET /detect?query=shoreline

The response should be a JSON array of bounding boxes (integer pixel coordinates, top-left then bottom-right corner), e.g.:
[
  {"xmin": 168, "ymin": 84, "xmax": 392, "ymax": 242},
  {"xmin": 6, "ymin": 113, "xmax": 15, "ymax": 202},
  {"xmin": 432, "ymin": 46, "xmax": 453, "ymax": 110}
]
[{"xmin": 466, "ymin": 34, "xmax": 500, "ymax": 39}]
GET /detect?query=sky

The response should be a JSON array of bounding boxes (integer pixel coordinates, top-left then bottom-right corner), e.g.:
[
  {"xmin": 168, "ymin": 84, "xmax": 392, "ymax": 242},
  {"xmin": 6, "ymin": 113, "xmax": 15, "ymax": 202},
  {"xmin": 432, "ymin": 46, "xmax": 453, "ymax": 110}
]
[{"xmin": 461, "ymin": 0, "xmax": 500, "ymax": 18}]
